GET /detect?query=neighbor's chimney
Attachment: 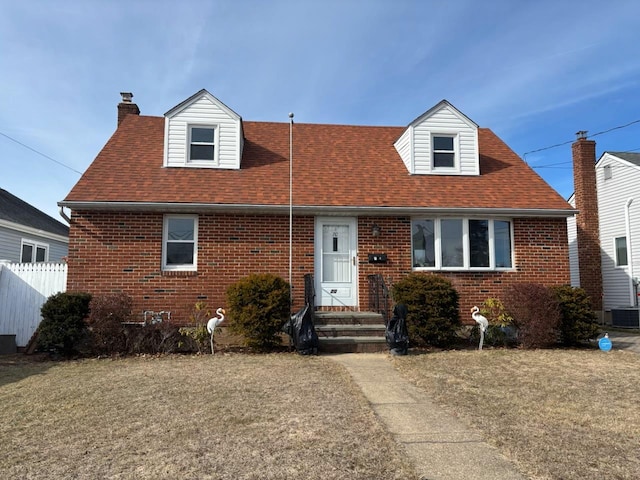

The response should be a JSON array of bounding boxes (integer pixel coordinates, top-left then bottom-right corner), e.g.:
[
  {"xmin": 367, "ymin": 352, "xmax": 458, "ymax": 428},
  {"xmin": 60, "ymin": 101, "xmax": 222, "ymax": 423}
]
[
  {"xmin": 117, "ymin": 92, "xmax": 140, "ymax": 126},
  {"xmin": 572, "ymin": 131, "xmax": 603, "ymax": 312}
]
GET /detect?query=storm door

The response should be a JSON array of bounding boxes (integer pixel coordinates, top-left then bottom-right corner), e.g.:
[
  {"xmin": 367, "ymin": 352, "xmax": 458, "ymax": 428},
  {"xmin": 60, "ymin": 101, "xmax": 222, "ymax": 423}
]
[{"xmin": 314, "ymin": 217, "xmax": 358, "ymax": 307}]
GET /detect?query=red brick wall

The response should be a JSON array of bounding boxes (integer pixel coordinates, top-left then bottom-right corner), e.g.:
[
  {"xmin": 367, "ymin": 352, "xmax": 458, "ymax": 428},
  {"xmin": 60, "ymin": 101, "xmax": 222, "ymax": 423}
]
[
  {"xmin": 357, "ymin": 216, "xmax": 570, "ymax": 321},
  {"xmin": 572, "ymin": 138, "xmax": 603, "ymax": 311},
  {"xmin": 68, "ymin": 211, "xmax": 569, "ymax": 325},
  {"xmin": 67, "ymin": 211, "xmax": 315, "ymax": 323}
]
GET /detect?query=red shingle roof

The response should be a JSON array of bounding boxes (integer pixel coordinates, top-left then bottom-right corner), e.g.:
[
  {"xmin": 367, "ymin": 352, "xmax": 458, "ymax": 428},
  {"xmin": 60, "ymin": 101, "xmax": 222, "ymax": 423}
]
[{"xmin": 63, "ymin": 114, "xmax": 572, "ymax": 213}]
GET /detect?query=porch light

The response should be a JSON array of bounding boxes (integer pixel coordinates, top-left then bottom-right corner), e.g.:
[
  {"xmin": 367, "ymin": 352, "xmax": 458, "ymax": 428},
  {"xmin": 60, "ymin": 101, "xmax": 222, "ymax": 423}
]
[{"xmin": 371, "ymin": 223, "xmax": 381, "ymax": 237}]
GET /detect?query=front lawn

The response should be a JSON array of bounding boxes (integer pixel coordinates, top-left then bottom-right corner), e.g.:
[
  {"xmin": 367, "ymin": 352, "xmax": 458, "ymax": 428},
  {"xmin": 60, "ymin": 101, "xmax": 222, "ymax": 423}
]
[
  {"xmin": 0, "ymin": 354, "xmax": 417, "ymax": 480},
  {"xmin": 392, "ymin": 349, "xmax": 640, "ymax": 480}
]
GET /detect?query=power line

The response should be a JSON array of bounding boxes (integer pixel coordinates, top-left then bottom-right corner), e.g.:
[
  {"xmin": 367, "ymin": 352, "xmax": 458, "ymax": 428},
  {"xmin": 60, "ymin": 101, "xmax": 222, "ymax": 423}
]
[
  {"xmin": 522, "ymin": 118, "xmax": 640, "ymax": 160},
  {"xmin": 531, "ymin": 146, "xmax": 640, "ymax": 169},
  {"xmin": 0, "ymin": 131, "xmax": 83, "ymax": 175}
]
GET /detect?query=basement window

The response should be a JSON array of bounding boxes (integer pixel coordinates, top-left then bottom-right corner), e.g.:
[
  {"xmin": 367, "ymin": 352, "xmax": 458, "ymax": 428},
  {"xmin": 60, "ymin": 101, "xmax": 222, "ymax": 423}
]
[{"xmin": 162, "ymin": 215, "xmax": 198, "ymax": 271}]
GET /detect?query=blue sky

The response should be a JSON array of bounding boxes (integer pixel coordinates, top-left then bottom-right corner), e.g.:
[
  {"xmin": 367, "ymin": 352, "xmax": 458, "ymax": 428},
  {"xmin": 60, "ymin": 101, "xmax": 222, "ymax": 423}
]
[{"xmin": 2, "ymin": 0, "xmax": 640, "ymax": 223}]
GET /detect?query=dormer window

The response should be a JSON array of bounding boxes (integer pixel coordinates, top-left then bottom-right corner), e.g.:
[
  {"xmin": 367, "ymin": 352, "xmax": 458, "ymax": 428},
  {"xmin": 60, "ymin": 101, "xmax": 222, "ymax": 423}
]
[
  {"xmin": 433, "ymin": 135, "xmax": 456, "ymax": 168},
  {"xmin": 189, "ymin": 126, "xmax": 216, "ymax": 163},
  {"xmin": 394, "ymin": 100, "xmax": 478, "ymax": 176}
]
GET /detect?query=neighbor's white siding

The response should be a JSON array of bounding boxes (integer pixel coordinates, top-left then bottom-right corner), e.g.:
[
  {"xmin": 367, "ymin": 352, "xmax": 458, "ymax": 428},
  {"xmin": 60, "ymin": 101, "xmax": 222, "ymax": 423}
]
[
  {"xmin": 393, "ymin": 126, "xmax": 413, "ymax": 172},
  {"xmin": 165, "ymin": 94, "xmax": 242, "ymax": 169},
  {"xmin": 567, "ymin": 196, "xmax": 580, "ymax": 287},
  {"xmin": 597, "ymin": 154, "xmax": 640, "ymax": 309},
  {"xmin": 412, "ymin": 104, "xmax": 478, "ymax": 175}
]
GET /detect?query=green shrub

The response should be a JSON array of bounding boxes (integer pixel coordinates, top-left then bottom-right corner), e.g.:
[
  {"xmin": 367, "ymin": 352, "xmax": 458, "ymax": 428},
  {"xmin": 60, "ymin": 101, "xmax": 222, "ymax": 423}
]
[
  {"xmin": 37, "ymin": 292, "xmax": 92, "ymax": 357},
  {"xmin": 552, "ymin": 285, "xmax": 600, "ymax": 346},
  {"xmin": 87, "ymin": 293, "xmax": 133, "ymax": 355},
  {"xmin": 226, "ymin": 274, "xmax": 290, "ymax": 350},
  {"xmin": 391, "ymin": 274, "xmax": 460, "ymax": 347},
  {"xmin": 503, "ymin": 283, "xmax": 560, "ymax": 348}
]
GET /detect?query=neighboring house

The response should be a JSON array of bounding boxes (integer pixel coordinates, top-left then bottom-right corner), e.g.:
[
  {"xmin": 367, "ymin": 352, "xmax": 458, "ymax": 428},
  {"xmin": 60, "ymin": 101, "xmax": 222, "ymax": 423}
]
[
  {"xmin": 569, "ymin": 142, "xmax": 640, "ymax": 323},
  {"xmin": 0, "ymin": 188, "xmax": 69, "ymax": 263},
  {"xmin": 60, "ymin": 90, "xmax": 574, "ymax": 324}
]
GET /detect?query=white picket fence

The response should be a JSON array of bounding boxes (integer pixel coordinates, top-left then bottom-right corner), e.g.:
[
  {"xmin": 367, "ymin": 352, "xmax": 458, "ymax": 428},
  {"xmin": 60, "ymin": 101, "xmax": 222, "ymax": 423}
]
[{"xmin": 0, "ymin": 262, "xmax": 67, "ymax": 347}]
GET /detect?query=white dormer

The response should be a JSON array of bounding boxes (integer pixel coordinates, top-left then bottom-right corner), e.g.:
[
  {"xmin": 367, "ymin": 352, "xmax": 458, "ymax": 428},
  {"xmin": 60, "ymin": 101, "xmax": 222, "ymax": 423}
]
[
  {"xmin": 394, "ymin": 100, "xmax": 479, "ymax": 176},
  {"xmin": 163, "ymin": 89, "xmax": 244, "ymax": 169}
]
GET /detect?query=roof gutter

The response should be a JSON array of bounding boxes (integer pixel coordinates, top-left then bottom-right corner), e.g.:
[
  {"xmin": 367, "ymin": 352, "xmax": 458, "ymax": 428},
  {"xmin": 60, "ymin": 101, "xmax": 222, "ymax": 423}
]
[{"xmin": 58, "ymin": 201, "xmax": 577, "ymax": 218}]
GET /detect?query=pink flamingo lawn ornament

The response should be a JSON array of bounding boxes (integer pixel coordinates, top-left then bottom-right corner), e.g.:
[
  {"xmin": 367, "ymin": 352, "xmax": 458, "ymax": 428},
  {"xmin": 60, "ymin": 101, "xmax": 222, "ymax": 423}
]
[{"xmin": 207, "ymin": 307, "xmax": 225, "ymax": 354}]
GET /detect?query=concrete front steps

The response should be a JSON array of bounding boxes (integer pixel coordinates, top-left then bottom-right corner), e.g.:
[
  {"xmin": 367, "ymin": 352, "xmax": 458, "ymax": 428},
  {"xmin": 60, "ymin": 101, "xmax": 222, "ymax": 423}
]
[{"xmin": 314, "ymin": 311, "xmax": 388, "ymax": 353}]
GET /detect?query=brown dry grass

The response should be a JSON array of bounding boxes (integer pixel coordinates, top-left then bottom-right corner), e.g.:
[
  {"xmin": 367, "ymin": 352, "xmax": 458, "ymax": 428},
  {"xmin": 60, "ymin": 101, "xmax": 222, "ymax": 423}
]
[
  {"xmin": 0, "ymin": 354, "xmax": 417, "ymax": 480},
  {"xmin": 392, "ymin": 349, "xmax": 640, "ymax": 480}
]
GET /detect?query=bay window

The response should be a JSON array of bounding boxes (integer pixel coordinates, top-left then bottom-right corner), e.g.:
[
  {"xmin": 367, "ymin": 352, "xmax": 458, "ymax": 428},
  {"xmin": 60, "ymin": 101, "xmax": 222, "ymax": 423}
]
[{"xmin": 412, "ymin": 218, "xmax": 513, "ymax": 270}]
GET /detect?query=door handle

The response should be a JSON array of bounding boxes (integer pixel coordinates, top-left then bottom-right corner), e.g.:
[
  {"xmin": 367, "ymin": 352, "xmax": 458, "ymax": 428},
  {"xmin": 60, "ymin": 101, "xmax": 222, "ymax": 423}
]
[{"xmin": 353, "ymin": 256, "xmax": 356, "ymax": 266}]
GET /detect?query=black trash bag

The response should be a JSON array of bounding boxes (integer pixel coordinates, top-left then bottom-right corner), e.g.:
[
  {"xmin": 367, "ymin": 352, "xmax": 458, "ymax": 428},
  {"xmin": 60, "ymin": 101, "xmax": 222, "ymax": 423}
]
[
  {"xmin": 385, "ymin": 304, "xmax": 409, "ymax": 355},
  {"xmin": 283, "ymin": 304, "xmax": 319, "ymax": 355}
]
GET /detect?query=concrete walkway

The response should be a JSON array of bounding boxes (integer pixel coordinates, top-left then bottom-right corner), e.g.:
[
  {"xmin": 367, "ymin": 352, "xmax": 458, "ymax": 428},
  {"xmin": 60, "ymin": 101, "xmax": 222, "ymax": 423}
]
[
  {"xmin": 328, "ymin": 353, "xmax": 525, "ymax": 480},
  {"xmin": 603, "ymin": 330, "xmax": 640, "ymax": 354}
]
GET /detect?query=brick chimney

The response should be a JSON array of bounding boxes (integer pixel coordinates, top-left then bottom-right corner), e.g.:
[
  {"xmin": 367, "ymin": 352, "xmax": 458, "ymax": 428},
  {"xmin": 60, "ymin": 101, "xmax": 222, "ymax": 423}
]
[
  {"xmin": 117, "ymin": 92, "xmax": 140, "ymax": 126},
  {"xmin": 572, "ymin": 131, "xmax": 602, "ymax": 311}
]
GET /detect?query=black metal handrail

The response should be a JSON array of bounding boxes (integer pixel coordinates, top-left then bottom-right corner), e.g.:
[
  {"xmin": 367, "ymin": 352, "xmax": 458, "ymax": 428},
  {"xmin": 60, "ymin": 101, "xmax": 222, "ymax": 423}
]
[
  {"xmin": 304, "ymin": 273, "xmax": 315, "ymax": 313},
  {"xmin": 368, "ymin": 274, "xmax": 390, "ymax": 325}
]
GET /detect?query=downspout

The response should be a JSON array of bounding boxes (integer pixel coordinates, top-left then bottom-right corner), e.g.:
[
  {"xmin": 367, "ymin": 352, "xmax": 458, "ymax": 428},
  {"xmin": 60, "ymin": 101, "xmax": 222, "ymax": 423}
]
[
  {"xmin": 625, "ymin": 198, "xmax": 634, "ymax": 306},
  {"xmin": 59, "ymin": 206, "xmax": 71, "ymax": 224}
]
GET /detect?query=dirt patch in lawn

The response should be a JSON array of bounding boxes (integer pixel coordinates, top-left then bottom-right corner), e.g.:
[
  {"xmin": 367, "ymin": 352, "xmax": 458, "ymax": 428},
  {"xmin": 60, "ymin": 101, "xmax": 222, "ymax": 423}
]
[
  {"xmin": 391, "ymin": 348, "xmax": 640, "ymax": 480},
  {"xmin": 0, "ymin": 354, "xmax": 418, "ymax": 480}
]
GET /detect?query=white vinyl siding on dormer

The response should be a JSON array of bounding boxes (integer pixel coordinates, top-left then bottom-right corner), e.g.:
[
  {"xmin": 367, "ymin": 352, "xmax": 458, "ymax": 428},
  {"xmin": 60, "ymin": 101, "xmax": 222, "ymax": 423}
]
[
  {"xmin": 394, "ymin": 126, "xmax": 413, "ymax": 172},
  {"xmin": 395, "ymin": 100, "xmax": 479, "ymax": 176},
  {"xmin": 414, "ymin": 106, "xmax": 478, "ymax": 175},
  {"xmin": 164, "ymin": 91, "xmax": 243, "ymax": 169}
]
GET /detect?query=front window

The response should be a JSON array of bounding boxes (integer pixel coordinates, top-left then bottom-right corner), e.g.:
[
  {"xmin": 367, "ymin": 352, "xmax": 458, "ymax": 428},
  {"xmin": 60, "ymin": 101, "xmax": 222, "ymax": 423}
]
[
  {"xmin": 441, "ymin": 219, "xmax": 463, "ymax": 267},
  {"xmin": 189, "ymin": 126, "xmax": 215, "ymax": 162},
  {"xmin": 412, "ymin": 218, "xmax": 513, "ymax": 270},
  {"xmin": 163, "ymin": 215, "xmax": 198, "ymax": 271},
  {"xmin": 21, "ymin": 240, "xmax": 48, "ymax": 263},
  {"xmin": 432, "ymin": 135, "xmax": 456, "ymax": 168},
  {"xmin": 615, "ymin": 236, "xmax": 628, "ymax": 267}
]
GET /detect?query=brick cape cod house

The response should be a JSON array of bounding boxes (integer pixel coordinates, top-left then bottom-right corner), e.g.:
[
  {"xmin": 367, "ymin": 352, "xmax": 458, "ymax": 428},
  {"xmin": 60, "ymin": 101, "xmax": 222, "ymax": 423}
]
[{"xmin": 60, "ymin": 90, "xmax": 574, "ymax": 327}]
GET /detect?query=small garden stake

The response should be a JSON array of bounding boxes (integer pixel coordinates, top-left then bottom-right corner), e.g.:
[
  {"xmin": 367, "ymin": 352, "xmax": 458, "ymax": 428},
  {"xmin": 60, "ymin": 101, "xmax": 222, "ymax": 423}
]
[
  {"xmin": 471, "ymin": 306, "xmax": 489, "ymax": 350},
  {"xmin": 207, "ymin": 307, "xmax": 225, "ymax": 354}
]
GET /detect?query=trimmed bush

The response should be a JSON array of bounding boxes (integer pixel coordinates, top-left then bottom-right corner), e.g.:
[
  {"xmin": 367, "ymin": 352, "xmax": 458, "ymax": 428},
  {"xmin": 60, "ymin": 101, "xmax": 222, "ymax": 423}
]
[
  {"xmin": 87, "ymin": 293, "xmax": 133, "ymax": 355},
  {"xmin": 226, "ymin": 273, "xmax": 290, "ymax": 350},
  {"xmin": 38, "ymin": 292, "xmax": 92, "ymax": 357},
  {"xmin": 391, "ymin": 274, "xmax": 460, "ymax": 347},
  {"xmin": 552, "ymin": 285, "xmax": 600, "ymax": 346},
  {"xmin": 503, "ymin": 283, "xmax": 560, "ymax": 348}
]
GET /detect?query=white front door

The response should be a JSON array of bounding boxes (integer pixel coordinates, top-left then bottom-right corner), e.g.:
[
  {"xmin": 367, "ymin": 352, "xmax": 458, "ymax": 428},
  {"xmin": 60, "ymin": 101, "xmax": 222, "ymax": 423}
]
[{"xmin": 315, "ymin": 217, "xmax": 358, "ymax": 307}]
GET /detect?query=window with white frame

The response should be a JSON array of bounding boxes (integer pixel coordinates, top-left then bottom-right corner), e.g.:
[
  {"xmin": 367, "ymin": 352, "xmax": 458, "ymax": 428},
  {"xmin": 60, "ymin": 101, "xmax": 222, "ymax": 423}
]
[
  {"xmin": 603, "ymin": 164, "xmax": 612, "ymax": 180},
  {"xmin": 432, "ymin": 135, "xmax": 456, "ymax": 168},
  {"xmin": 21, "ymin": 240, "xmax": 48, "ymax": 263},
  {"xmin": 162, "ymin": 215, "xmax": 198, "ymax": 271},
  {"xmin": 615, "ymin": 236, "xmax": 628, "ymax": 267},
  {"xmin": 188, "ymin": 126, "xmax": 216, "ymax": 163},
  {"xmin": 412, "ymin": 218, "xmax": 513, "ymax": 270}
]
